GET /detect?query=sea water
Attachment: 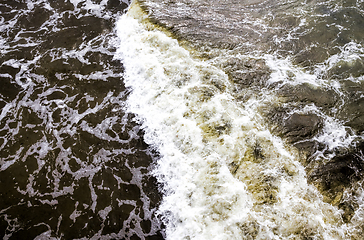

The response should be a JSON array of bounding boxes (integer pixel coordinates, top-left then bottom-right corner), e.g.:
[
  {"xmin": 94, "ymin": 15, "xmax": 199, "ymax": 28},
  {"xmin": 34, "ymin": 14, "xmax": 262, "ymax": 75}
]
[
  {"xmin": 0, "ymin": 0, "xmax": 163, "ymax": 239},
  {"xmin": 1, "ymin": 0, "xmax": 364, "ymax": 239}
]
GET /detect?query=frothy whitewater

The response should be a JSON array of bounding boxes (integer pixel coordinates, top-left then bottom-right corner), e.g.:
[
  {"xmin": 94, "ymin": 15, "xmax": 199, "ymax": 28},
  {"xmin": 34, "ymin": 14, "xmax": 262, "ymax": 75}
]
[
  {"xmin": 2, "ymin": 0, "xmax": 364, "ymax": 239},
  {"xmin": 115, "ymin": 2, "xmax": 364, "ymax": 239}
]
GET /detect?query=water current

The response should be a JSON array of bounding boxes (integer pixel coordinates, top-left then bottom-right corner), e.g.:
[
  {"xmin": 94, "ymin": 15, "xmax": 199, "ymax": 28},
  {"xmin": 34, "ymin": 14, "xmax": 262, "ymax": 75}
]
[
  {"xmin": 0, "ymin": 0, "xmax": 163, "ymax": 239},
  {"xmin": 1, "ymin": 0, "xmax": 364, "ymax": 239}
]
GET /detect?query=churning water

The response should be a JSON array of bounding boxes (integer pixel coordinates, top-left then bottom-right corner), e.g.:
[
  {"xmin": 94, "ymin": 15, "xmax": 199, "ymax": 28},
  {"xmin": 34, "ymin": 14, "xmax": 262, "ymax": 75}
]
[
  {"xmin": 0, "ymin": 0, "xmax": 163, "ymax": 239},
  {"xmin": 1, "ymin": 0, "xmax": 364, "ymax": 239}
]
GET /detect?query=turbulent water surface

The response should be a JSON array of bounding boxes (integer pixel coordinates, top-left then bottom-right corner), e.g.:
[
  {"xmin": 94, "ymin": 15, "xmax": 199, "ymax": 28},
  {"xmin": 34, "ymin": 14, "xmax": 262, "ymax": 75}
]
[
  {"xmin": 2, "ymin": 0, "xmax": 364, "ymax": 239},
  {"xmin": 0, "ymin": 1, "xmax": 164, "ymax": 239}
]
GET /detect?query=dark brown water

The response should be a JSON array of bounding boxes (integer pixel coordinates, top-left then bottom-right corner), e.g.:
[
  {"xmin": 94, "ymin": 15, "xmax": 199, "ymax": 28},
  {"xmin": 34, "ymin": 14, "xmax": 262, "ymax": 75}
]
[
  {"xmin": 2, "ymin": 0, "xmax": 364, "ymax": 239},
  {"xmin": 0, "ymin": 0, "xmax": 164, "ymax": 239}
]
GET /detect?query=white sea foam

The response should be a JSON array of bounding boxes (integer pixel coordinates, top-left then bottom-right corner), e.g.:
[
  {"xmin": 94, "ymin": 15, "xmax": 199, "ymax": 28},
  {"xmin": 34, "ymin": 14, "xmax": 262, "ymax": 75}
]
[
  {"xmin": 115, "ymin": 3, "xmax": 355, "ymax": 239},
  {"xmin": 325, "ymin": 41, "xmax": 364, "ymax": 74},
  {"xmin": 265, "ymin": 51, "xmax": 363, "ymax": 158},
  {"xmin": 265, "ymin": 55, "xmax": 322, "ymax": 87}
]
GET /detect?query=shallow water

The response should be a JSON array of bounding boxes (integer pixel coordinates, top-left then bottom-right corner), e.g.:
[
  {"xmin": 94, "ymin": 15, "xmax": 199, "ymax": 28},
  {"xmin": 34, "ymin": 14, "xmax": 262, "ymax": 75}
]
[
  {"xmin": 115, "ymin": 0, "xmax": 364, "ymax": 239},
  {"xmin": 2, "ymin": 0, "xmax": 364, "ymax": 239}
]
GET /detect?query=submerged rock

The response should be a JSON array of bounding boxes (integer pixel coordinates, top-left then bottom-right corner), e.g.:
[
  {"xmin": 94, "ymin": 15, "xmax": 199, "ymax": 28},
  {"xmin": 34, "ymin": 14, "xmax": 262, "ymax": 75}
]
[
  {"xmin": 309, "ymin": 152, "xmax": 364, "ymax": 193},
  {"xmin": 308, "ymin": 142, "xmax": 364, "ymax": 222},
  {"xmin": 281, "ymin": 113, "xmax": 323, "ymax": 142},
  {"xmin": 269, "ymin": 110, "xmax": 323, "ymax": 144},
  {"xmin": 269, "ymin": 100, "xmax": 364, "ymax": 222},
  {"xmin": 344, "ymin": 97, "xmax": 364, "ymax": 133},
  {"xmin": 278, "ymin": 83, "xmax": 338, "ymax": 110}
]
